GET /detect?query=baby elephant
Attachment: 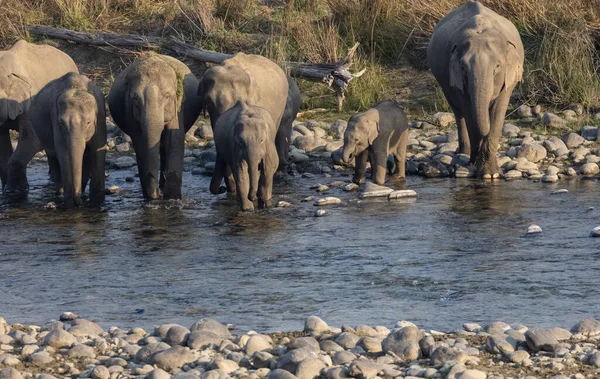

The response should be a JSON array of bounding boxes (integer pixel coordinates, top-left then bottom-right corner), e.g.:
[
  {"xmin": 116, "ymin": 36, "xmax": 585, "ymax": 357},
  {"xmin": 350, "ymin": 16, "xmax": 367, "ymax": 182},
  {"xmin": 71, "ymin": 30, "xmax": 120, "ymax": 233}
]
[
  {"xmin": 342, "ymin": 101, "xmax": 409, "ymax": 185},
  {"xmin": 30, "ymin": 73, "xmax": 106, "ymax": 206},
  {"xmin": 211, "ymin": 101, "xmax": 278, "ymax": 211}
]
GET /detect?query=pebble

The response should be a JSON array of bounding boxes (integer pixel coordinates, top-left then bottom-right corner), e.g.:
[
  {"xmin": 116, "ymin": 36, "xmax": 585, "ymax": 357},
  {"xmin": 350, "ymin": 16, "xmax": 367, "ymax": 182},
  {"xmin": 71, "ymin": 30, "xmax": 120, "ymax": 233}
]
[
  {"xmin": 590, "ymin": 226, "xmax": 600, "ymax": 237},
  {"xmin": 359, "ymin": 182, "xmax": 393, "ymax": 198},
  {"xmin": 526, "ymin": 224, "xmax": 542, "ymax": 235},
  {"xmin": 314, "ymin": 210, "xmax": 328, "ymax": 217},
  {"xmin": 388, "ymin": 189, "xmax": 417, "ymax": 199},
  {"xmin": 551, "ymin": 189, "xmax": 568, "ymax": 195},
  {"xmin": 313, "ymin": 197, "xmax": 341, "ymax": 206},
  {"xmin": 276, "ymin": 201, "xmax": 292, "ymax": 208}
]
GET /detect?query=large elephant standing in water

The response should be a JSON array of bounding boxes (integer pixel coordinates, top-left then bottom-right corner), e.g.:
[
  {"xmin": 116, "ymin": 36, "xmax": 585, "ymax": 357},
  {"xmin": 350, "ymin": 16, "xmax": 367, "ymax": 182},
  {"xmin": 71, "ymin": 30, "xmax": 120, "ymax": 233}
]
[
  {"xmin": 109, "ymin": 54, "xmax": 201, "ymax": 200},
  {"xmin": 427, "ymin": 0, "xmax": 524, "ymax": 179},
  {"xmin": 197, "ymin": 53, "xmax": 288, "ymax": 189},
  {"xmin": 0, "ymin": 40, "xmax": 79, "ymax": 195}
]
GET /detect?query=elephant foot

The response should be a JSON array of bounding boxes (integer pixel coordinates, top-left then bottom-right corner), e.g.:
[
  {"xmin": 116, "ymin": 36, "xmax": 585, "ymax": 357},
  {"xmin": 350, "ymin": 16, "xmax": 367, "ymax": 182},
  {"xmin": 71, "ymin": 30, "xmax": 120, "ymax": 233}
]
[
  {"xmin": 475, "ymin": 161, "xmax": 501, "ymax": 180},
  {"xmin": 389, "ymin": 174, "xmax": 406, "ymax": 182},
  {"xmin": 258, "ymin": 198, "xmax": 272, "ymax": 209},
  {"xmin": 352, "ymin": 176, "xmax": 365, "ymax": 185},
  {"xmin": 5, "ymin": 170, "xmax": 29, "ymax": 196},
  {"xmin": 240, "ymin": 201, "xmax": 254, "ymax": 211},
  {"xmin": 163, "ymin": 186, "xmax": 182, "ymax": 200}
]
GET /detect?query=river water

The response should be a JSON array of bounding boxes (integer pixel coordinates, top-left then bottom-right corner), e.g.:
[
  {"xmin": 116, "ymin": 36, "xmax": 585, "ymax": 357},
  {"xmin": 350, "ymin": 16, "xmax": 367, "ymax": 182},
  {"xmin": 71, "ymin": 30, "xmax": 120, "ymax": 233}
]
[{"xmin": 1, "ymin": 161, "xmax": 599, "ymax": 333}]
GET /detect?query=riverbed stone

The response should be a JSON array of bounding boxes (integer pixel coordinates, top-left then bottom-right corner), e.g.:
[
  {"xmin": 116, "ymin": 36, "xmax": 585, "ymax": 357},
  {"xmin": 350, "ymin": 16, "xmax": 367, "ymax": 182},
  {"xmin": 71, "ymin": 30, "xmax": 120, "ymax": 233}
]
[
  {"xmin": 358, "ymin": 336, "xmax": 382, "ymax": 353},
  {"xmin": 113, "ymin": 156, "xmax": 137, "ymax": 169},
  {"xmin": 69, "ymin": 319, "xmax": 104, "ymax": 337},
  {"xmin": 564, "ymin": 132, "xmax": 585, "ymax": 149},
  {"xmin": 381, "ymin": 326, "xmax": 423, "ymax": 361},
  {"xmin": 245, "ymin": 335, "xmax": 272, "ymax": 355},
  {"xmin": 135, "ymin": 342, "xmax": 171, "ymax": 364},
  {"xmin": 190, "ymin": 319, "xmax": 231, "ymax": 339},
  {"xmin": 148, "ymin": 369, "xmax": 171, "ymax": 379},
  {"xmin": 29, "ymin": 351, "xmax": 52, "ymax": 366},
  {"xmin": 0, "ymin": 368, "xmax": 23, "ymax": 379},
  {"xmin": 68, "ymin": 344, "xmax": 96, "ymax": 359},
  {"xmin": 571, "ymin": 318, "xmax": 600, "ymax": 336},
  {"xmin": 268, "ymin": 369, "xmax": 298, "ymax": 379},
  {"xmin": 91, "ymin": 366, "xmax": 109, "ymax": 379},
  {"xmin": 188, "ymin": 331, "xmax": 223, "ymax": 349},
  {"xmin": 153, "ymin": 346, "xmax": 197, "ymax": 371},
  {"xmin": 580, "ymin": 163, "xmax": 599, "ymax": 176},
  {"xmin": 288, "ymin": 337, "xmax": 319, "ymax": 352},
  {"xmin": 334, "ymin": 332, "xmax": 360, "ymax": 349},
  {"xmin": 517, "ymin": 143, "xmax": 547, "ymax": 163},
  {"xmin": 525, "ymin": 328, "xmax": 558, "ymax": 352},
  {"xmin": 430, "ymin": 346, "xmax": 468, "ymax": 367},
  {"xmin": 359, "ymin": 182, "xmax": 393, "ymax": 198},
  {"xmin": 388, "ymin": 190, "xmax": 417, "ymax": 199},
  {"xmin": 165, "ymin": 325, "xmax": 191, "ymax": 346},
  {"xmin": 314, "ymin": 197, "xmax": 341, "ymax": 206},
  {"xmin": 295, "ymin": 357, "xmax": 325, "ymax": 379},
  {"xmin": 330, "ymin": 120, "xmax": 347, "ymax": 139},
  {"xmin": 581, "ymin": 125, "xmax": 598, "ymax": 140},
  {"xmin": 347, "ymin": 359, "xmax": 383, "ymax": 377},
  {"xmin": 434, "ymin": 112, "xmax": 455, "ymax": 127},
  {"xmin": 277, "ymin": 347, "xmax": 316, "ymax": 372},
  {"xmin": 516, "ymin": 105, "xmax": 532, "ymax": 118},
  {"xmin": 206, "ymin": 357, "xmax": 239, "ymax": 373},
  {"xmin": 542, "ymin": 113, "xmax": 567, "ymax": 128},
  {"xmin": 304, "ymin": 316, "xmax": 329, "ymax": 335},
  {"xmin": 43, "ymin": 329, "xmax": 76, "ymax": 349}
]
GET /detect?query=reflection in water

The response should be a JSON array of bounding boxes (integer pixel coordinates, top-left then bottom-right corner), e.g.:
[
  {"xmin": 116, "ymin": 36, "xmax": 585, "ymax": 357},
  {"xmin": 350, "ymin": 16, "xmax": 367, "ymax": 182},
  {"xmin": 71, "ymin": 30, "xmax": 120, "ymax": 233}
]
[{"xmin": 1, "ymin": 162, "xmax": 600, "ymax": 332}]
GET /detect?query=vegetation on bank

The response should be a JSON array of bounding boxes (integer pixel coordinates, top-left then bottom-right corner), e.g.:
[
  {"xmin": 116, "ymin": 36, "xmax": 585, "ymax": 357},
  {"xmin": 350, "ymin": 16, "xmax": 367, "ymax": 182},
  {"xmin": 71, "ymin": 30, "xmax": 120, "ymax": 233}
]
[{"xmin": 1, "ymin": 0, "xmax": 600, "ymax": 112}]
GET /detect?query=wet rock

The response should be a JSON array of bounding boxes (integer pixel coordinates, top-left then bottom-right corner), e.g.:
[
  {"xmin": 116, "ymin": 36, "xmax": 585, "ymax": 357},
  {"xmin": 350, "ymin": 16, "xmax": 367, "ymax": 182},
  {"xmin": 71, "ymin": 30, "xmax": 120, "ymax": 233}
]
[
  {"xmin": 304, "ymin": 316, "xmax": 329, "ymax": 335},
  {"xmin": 564, "ymin": 132, "xmax": 585, "ymax": 149},
  {"xmin": 542, "ymin": 113, "xmax": 567, "ymax": 128},
  {"xmin": 113, "ymin": 156, "xmax": 137, "ymax": 169},
  {"xmin": 517, "ymin": 144, "xmax": 547, "ymax": 163},
  {"xmin": 434, "ymin": 112, "xmax": 455, "ymax": 127},
  {"xmin": 516, "ymin": 105, "xmax": 532, "ymax": 118},
  {"xmin": 330, "ymin": 120, "xmax": 347, "ymax": 139},
  {"xmin": 590, "ymin": 226, "xmax": 600, "ymax": 237},
  {"xmin": 115, "ymin": 142, "xmax": 130, "ymax": 152},
  {"xmin": 381, "ymin": 326, "xmax": 423, "ymax": 361},
  {"xmin": 314, "ymin": 210, "xmax": 328, "ymax": 217},
  {"xmin": 525, "ymin": 328, "xmax": 558, "ymax": 352},
  {"xmin": 526, "ymin": 225, "xmax": 542, "ymax": 235},
  {"xmin": 276, "ymin": 201, "xmax": 292, "ymax": 208},
  {"xmin": 43, "ymin": 329, "xmax": 76, "ymax": 349},
  {"xmin": 295, "ymin": 357, "xmax": 326, "ymax": 379},
  {"xmin": 153, "ymin": 345, "xmax": 197, "ymax": 371},
  {"xmin": 419, "ymin": 161, "xmax": 450, "ymax": 178},
  {"xmin": 314, "ymin": 197, "xmax": 341, "ymax": 206},
  {"xmin": 359, "ymin": 182, "xmax": 393, "ymax": 198},
  {"xmin": 165, "ymin": 325, "xmax": 191, "ymax": 346},
  {"xmin": 190, "ymin": 318, "xmax": 231, "ymax": 339},
  {"xmin": 343, "ymin": 183, "xmax": 358, "ymax": 192},
  {"xmin": 290, "ymin": 150, "xmax": 309, "ymax": 163},
  {"xmin": 335, "ymin": 332, "xmax": 360, "ymax": 349},
  {"xmin": 580, "ymin": 163, "xmax": 599, "ymax": 176},
  {"xmin": 541, "ymin": 174, "xmax": 558, "ymax": 183},
  {"xmin": 504, "ymin": 170, "xmax": 523, "ymax": 179}
]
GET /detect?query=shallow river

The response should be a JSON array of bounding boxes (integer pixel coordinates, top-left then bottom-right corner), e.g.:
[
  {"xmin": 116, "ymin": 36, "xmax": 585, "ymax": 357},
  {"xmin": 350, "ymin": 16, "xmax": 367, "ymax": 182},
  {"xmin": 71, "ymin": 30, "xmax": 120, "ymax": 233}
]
[{"xmin": 1, "ymin": 161, "xmax": 599, "ymax": 333}]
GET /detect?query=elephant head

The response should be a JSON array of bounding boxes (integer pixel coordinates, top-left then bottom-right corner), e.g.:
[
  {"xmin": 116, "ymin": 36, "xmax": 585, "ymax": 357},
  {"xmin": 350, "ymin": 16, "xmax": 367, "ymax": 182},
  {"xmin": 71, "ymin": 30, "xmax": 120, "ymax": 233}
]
[
  {"xmin": 0, "ymin": 70, "xmax": 31, "ymax": 125},
  {"xmin": 233, "ymin": 102, "xmax": 269, "ymax": 202},
  {"xmin": 124, "ymin": 57, "xmax": 180, "ymax": 200},
  {"xmin": 52, "ymin": 88, "xmax": 98, "ymax": 206},
  {"xmin": 342, "ymin": 113, "xmax": 378, "ymax": 164},
  {"xmin": 448, "ymin": 31, "xmax": 522, "ymax": 137}
]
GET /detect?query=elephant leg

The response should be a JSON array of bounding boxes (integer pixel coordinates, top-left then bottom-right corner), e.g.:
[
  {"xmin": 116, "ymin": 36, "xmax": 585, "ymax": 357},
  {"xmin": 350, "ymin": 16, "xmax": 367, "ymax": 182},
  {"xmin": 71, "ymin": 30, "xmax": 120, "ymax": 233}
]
[
  {"xmin": 456, "ymin": 115, "xmax": 470, "ymax": 155},
  {"xmin": 275, "ymin": 125, "xmax": 291, "ymax": 172},
  {"xmin": 391, "ymin": 130, "xmax": 408, "ymax": 180},
  {"xmin": 258, "ymin": 148, "xmax": 278, "ymax": 209},
  {"xmin": 0, "ymin": 127, "xmax": 13, "ymax": 189},
  {"xmin": 48, "ymin": 154, "xmax": 63, "ymax": 194},
  {"xmin": 353, "ymin": 150, "xmax": 368, "ymax": 185},
  {"xmin": 88, "ymin": 142, "xmax": 106, "ymax": 205},
  {"xmin": 80, "ymin": 147, "xmax": 92, "ymax": 196},
  {"xmin": 224, "ymin": 165, "xmax": 236, "ymax": 195},
  {"xmin": 464, "ymin": 113, "xmax": 482, "ymax": 167},
  {"xmin": 5, "ymin": 114, "xmax": 42, "ymax": 195},
  {"xmin": 159, "ymin": 131, "xmax": 167, "ymax": 190},
  {"xmin": 210, "ymin": 155, "xmax": 227, "ymax": 195},
  {"xmin": 233, "ymin": 161, "xmax": 253, "ymax": 211},
  {"xmin": 478, "ymin": 90, "xmax": 510, "ymax": 179},
  {"xmin": 370, "ymin": 149, "xmax": 388, "ymax": 185},
  {"xmin": 162, "ymin": 125, "xmax": 185, "ymax": 200}
]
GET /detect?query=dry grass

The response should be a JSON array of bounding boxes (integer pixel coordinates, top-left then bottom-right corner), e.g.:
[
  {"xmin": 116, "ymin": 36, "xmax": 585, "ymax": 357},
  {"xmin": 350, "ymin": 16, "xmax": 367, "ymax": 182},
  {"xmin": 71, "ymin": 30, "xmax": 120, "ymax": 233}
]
[{"xmin": 0, "ymin": 0, "xmax": 599, "ymax": 109}]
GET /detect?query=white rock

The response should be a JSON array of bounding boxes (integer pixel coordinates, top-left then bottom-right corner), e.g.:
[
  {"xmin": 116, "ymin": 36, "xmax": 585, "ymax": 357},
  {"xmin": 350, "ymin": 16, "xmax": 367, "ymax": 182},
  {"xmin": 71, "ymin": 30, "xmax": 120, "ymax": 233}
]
[
  {"xmin": 527, "ymin": 225, "xmax": 542, "ymax": 235},
  {"xmin": 359, "ymin": 182, "xmax": 393, "ymax": 198},
  {"xmin": 388, "ymin": 190, "xmax": 417, "ymax": 199},
  {"xmin": 314, "ymin": 197, "xmax": 342, "ymax": 206},
  {"xmin": 590, "ymin": 227, "xmax": 600, "ymax": 238}
]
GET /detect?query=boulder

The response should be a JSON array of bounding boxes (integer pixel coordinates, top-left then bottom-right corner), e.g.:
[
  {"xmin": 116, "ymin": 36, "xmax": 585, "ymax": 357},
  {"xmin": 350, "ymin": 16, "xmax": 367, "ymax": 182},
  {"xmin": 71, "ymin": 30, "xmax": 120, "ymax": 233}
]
[
  {"xmin": 564, "ymin": 132, "xmax": 585, "ymax": 149},
  {"xmin": 571, "ymin": 318, "xmax": 600, "ymax": 336},
  {"xmin": 580, "ymin": 163, "xmax": 599, "ymax": 176},
  {"xmin": 245, "ymin": 335, "xmax": 272, "ymax": 355},
  {"xmin": 190, "ymin": 318, "xmax": 231, "ymax": 338},
  {"xmin": 153, "ymin": 346, "xmax": 197, "ymax": 371},
  {"xmin": 381, "ymin": 326, "xmax": 423, "ymax": 361},
  {"xmin": 165, "ymin": 325, "xmax": 190, "ymax": 346},
  {"xmin": 517, "ymin": 144, "xmax": 547, "ymax": 163},
  {"xmin": 304, "ymin": 316, "xmax": 329, "ymax": 335},
  {"xmin": 525, "ymin": 328, "xmax": 558, "ymax": 352},
  {"xmin": 43, "ymin": 329, "xmax": 76, "ymax": 349},
  {"xmin": 542, "ymin": 113, "xmax": 567, "ymax": 128},
  {"xmin": 434, "ymin": 112, "xmax": 455, "ymax": 127}
]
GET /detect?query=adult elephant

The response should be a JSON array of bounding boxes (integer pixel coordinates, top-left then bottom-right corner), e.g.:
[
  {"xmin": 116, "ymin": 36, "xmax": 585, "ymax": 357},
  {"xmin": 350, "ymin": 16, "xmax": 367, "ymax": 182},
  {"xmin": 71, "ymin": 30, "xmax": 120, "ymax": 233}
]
[
  {"xmin": 0, "ymin": 40, "xmax": 79, "ymax": 195},
  {"xmin": 198, "ymin": 53, "xmax": 289, "ymax": 185},
  {"xmin": 276, "ymin": 77, "xmax": 301, "ymax": 172},
  {"xmin": 109, "ymin": 53, "xmax": 201, "ymax": 200},
  {"xmin": 427, "ymin": 0, "xmax": 524, "ymax": 179}
]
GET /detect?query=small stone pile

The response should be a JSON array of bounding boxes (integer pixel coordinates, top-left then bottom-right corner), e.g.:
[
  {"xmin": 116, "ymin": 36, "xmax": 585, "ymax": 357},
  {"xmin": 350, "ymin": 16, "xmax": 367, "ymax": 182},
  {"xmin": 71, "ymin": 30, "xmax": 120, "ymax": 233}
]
[{"xmin": 2, "ymin": 314, "xmax": 600, "ymax": 379}]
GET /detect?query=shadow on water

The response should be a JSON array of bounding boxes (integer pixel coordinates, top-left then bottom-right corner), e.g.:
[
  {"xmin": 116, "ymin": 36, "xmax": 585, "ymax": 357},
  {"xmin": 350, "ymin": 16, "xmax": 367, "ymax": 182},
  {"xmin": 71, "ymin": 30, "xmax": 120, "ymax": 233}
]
[{"xmin": 1, "ymin": 161, "xmax": 600, "ymax": 332}]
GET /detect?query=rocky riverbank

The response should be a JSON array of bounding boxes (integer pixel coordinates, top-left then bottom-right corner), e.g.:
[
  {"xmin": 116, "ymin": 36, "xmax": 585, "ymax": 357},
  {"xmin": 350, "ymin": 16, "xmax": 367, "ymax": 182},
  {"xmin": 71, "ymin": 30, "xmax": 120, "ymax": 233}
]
[
  {"xmin": 2, "ymin": 314, "xmax": 600, "ymax": 379},
  {"xmin": 86, "ymin": 104, "xmax": 600, "ymax": 183}
]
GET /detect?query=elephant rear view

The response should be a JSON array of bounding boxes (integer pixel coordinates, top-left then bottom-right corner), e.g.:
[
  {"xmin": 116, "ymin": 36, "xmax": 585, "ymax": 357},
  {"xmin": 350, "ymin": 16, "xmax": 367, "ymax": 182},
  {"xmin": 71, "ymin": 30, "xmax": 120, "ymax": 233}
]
[
  {"xmin": 198, "ymin": 53, "xmax": 289, "ymax": 175},
  {"xmin": 30, "ymin": 73, "xmax": 106, "ymax": 207},
  {"xmin": 0, "ymin": 40, "xmax": 79, "ymax": 196},
  {"xmin": 109, "ymin": 54, "xmax": 201, "ymax": 200},
  {"xmin": 427, "ymin": 0, "xmax": 524, "ymax": 179}
]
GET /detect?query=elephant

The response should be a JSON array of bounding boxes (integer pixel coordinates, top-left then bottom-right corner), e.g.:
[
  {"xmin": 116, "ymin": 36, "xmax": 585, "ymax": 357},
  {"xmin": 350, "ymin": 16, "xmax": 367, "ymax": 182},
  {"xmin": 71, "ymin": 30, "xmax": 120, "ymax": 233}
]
[
  {"xmin": 341, "ymin": 101, "xmax": 409, "ymax": 185},
  {"xmin": 29, "ymin": 73, "xmax": 106, "ymax": 207},
  {"xmin": 198, "ymin": 52, "xmax": 288, "ymax": 185},
  {"xmin": 276, "ymin": 77, "xmax": 302, "ymax": 172},
  {"xmin": 108, "ymin": 53, "xmax": 201, "ymax": 200},
  {"xmin": 0, "ymin": 40, "xmax": 79, "ymax": 195},
  {"xmin": 427, "ymin": 0, "xmax": 524, "ymax": 179},
  {"xmin": 210, "ymin": 101, "xmax": 278, "ymax": 211}
]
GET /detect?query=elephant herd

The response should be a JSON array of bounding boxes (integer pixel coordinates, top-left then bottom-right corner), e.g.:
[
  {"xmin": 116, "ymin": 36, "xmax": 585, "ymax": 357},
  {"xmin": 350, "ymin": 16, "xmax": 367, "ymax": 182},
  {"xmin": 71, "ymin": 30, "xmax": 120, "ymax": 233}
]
[{"xmin": 0, "ymin": 1, "xmax": 524, "ymax": 210}]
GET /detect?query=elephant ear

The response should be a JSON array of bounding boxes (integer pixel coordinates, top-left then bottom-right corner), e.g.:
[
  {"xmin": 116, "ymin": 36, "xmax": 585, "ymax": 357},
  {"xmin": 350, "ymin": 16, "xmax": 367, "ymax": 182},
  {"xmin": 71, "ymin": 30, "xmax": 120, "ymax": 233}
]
[
  {"xmin": 504, "ymin": 41, "xmax": 523, "ymax": 92},
  {"xmin": 7, "ymin": 73, "xmax": 31, "ymax": 120},
  {"xmin": 448, "ymin": 45, "xmax": 464, "ymax": 93},
  {"xmin": 366, "ymin": 119, "xmax": 380, "ymax": 145}
]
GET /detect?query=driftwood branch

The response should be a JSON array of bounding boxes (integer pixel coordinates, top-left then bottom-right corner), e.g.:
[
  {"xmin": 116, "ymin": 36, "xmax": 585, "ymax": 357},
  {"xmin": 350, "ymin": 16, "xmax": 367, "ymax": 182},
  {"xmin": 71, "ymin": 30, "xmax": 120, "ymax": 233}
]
[{"xmin": 27, "ymin": 26, "xmax": 365, "ymax": 110}]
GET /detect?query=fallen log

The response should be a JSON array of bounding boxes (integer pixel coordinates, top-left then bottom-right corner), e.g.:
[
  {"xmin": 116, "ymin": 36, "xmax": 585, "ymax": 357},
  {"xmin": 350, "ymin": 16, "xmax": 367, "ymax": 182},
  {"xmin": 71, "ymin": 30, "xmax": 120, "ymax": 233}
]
[{"xmin": 27, "ymin": 25, "xmax": 366, "ymax": 110}]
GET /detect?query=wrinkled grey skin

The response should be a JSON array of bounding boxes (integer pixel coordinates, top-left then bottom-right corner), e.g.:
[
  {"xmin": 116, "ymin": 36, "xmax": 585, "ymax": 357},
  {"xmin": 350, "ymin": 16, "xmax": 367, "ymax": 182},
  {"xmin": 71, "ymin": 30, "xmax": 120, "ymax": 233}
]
[
  {"xmin": 342, "ymin": 101, "xmax": 409, "ymax": 185},
  {"xmin": 0, "ymin": 40, "xmax": 78, "ymax": 196},
  {"xmin": 276, "ymin": 77, "xmax": 301, "ymax": 172},
  {"xmin": 109, "ymin": 54, "xmax": 201, "ymax": 200},
  {"xmin": 210, "ymin": 101, "xmax": 278, "ymax": 211},
  {"xmin": 198, "ymin": 52, "xmax": 288, "ymax": 188},
  {"xmin": 30, "ymin": 73, "xmax": 106, "ymax": 207},
  {"xmin": 427, "ymin": 0, "xmax": 524, "ymax": 179}
]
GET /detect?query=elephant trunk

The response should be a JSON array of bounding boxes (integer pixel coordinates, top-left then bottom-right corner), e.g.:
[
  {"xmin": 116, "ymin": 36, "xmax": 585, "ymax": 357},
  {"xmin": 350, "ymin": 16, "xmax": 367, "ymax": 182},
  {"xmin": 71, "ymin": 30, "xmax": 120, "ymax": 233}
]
[
  {"xmin": 139, "ymin": 106, "xmax": 163, "ymax": 200},
  {"xmin": 62, "ymin": 135, "xmax": 86, "ymax": 207},
  {"xmin": 468, "ymin": 60, "xmax": 492, "ymax": 139},
  {"xmin": 342, "ymin": 143, "xmax": 355, "ymax": 164},
  {"xmin": 247, "ymin": 155, "xmax": 260, "ymax": 202}
]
